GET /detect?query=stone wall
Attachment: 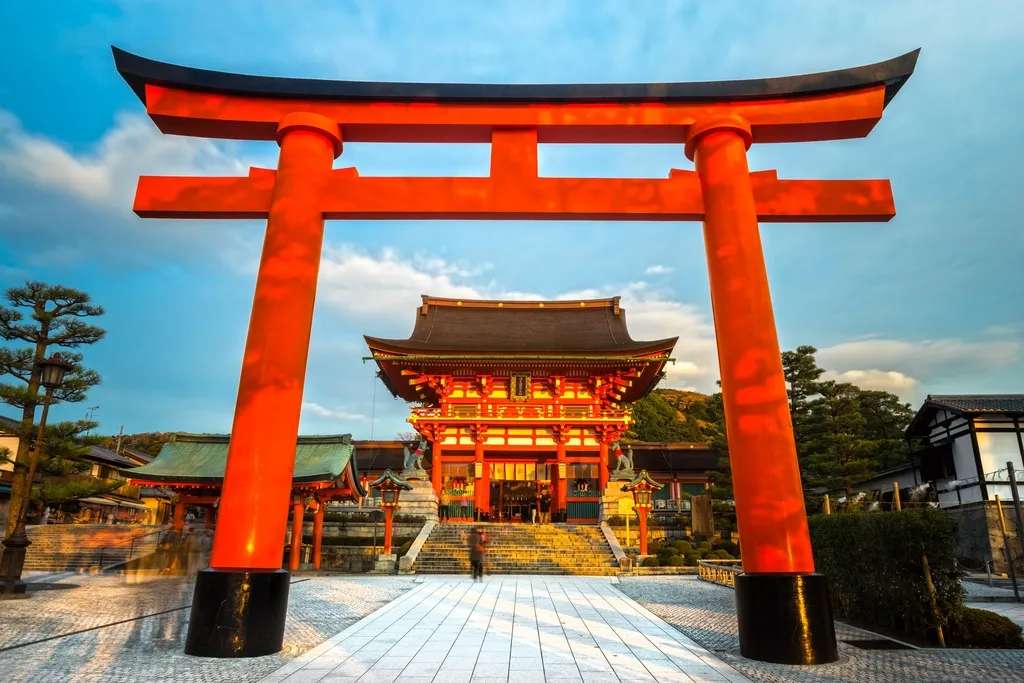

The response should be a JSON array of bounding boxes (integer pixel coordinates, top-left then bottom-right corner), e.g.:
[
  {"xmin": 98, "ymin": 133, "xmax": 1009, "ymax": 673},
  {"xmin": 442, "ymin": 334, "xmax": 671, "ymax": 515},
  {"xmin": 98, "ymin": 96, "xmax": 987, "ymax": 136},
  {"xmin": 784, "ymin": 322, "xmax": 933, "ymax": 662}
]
[{"xmin": 944, "ymin": 500, "xmax": 1024, "ymax": 575}]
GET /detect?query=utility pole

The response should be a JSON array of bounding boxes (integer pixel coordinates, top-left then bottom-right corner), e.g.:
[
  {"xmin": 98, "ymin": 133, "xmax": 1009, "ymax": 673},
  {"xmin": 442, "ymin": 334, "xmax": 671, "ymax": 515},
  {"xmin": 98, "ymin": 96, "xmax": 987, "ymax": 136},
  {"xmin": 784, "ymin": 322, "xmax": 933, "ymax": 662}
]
[{"xmin": 114, "ymin": 425, "xmax": 124, "ymax": 455}]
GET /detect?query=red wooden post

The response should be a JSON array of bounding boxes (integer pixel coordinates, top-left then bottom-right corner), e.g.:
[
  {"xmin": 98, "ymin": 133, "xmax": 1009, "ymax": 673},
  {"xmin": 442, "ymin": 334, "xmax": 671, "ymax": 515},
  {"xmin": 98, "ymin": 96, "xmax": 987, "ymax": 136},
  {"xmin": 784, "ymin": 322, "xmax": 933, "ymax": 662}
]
[
  {"xmin": 555, "ymin": 439, "xmax": 568, "ymax": 517},
  {"xmin": 383, "ymin": 506, "xmax": 394, "ymax": 555},
  {"xmin": 598, "ymin": 441, "xmax": 609, "ymax": 493},
  {"xmin": 172, "ymin": 499, "xmax": 186, "ymax": 533},
  {"xmin": 431, "ymin": 440, "xmax": 443, "ymax": 498},
  {"xmin": 289, "ymin": 496, "xmax": 304, "ymax": 572},
  {"xmin": 688, "ymin": 114, "xmax": 835, "ymax": 663},
  {"xmin": 688, "ymin": 115, "xmax": 813, "ymax": 576},
  {"xmin": 210, "ymin": 113, "xmax": 340, "ymax": 573},
  {"xmin": 312, "ymin": 502, "xmax": 324, "ymax": 571},
  {"xmin": 638, "ymin": 507, "xmax": 649, "ymax": 556}
]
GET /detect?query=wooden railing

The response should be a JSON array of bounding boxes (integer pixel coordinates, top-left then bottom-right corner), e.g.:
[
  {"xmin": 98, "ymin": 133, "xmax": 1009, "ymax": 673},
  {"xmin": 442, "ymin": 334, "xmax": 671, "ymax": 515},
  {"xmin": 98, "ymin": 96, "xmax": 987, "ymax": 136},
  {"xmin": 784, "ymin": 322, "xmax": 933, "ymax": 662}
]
[{"xmin": 697, "ymin": 558, "xmax": 742, "ymax": 587}]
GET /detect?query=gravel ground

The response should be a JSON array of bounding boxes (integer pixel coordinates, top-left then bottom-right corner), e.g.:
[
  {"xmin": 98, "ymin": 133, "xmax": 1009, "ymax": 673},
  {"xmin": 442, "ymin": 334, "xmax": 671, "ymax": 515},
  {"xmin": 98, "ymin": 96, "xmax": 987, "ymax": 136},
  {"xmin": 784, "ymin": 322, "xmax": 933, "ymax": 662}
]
[
  {"xmin": 0, "ymin": 572, "xmax": 415, "ymax": 683},
  {"xmin": 617, "ymin": 575, "xmax": 1024, "ymax": 683}
]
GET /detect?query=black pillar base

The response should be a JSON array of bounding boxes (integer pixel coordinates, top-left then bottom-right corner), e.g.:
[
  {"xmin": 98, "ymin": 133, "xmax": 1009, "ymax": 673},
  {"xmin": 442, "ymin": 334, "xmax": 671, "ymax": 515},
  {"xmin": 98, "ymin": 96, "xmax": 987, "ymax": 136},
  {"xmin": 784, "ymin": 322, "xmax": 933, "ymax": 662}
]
[
  {"xmin": 0, "ymin": 533, "xmax": 30, "ymax": 599},
  {"xmin": 735, "ymin": 572, "xmax": 838, "ymax": 665},
  {"xmin": 184, "ymin": 568, "xmax": 289, "ymax": 657}
]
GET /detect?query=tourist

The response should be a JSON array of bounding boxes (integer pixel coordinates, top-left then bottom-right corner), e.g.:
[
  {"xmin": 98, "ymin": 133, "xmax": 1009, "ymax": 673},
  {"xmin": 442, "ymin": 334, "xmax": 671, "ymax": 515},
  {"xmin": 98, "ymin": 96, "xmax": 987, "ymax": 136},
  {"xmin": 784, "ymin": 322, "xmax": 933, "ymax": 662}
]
[
  {"xmin": 540, "ymin": 492, "xmax": 551, "ymax": 523},
  {"xmin": 468, "ymin": 526, "xmax": 488, "ymax": 581}
]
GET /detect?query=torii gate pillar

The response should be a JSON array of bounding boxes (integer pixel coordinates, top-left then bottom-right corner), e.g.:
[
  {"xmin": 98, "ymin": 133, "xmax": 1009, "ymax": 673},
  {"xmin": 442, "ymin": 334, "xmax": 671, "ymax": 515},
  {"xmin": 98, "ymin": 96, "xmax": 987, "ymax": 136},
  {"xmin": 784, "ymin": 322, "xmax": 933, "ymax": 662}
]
[{"xmin": 689, "ymin": 116, "xmax": 834, "ymax": 663}]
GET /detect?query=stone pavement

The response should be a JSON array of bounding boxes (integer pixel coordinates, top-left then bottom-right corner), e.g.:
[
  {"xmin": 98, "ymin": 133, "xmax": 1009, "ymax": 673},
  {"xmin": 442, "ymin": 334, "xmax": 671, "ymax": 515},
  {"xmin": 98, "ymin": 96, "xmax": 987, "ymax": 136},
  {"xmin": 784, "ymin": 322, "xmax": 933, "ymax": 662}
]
[
  {"xmin": 0, "ymin": 571, "xmax": 414, "ymax": 682},
  {"xmin": 618, "ymin": 575, "xmax": 1024, "ymax": 683},
  {"xmin": 263, "ymin": 575, "xmax": 750, "ymax": 682}
]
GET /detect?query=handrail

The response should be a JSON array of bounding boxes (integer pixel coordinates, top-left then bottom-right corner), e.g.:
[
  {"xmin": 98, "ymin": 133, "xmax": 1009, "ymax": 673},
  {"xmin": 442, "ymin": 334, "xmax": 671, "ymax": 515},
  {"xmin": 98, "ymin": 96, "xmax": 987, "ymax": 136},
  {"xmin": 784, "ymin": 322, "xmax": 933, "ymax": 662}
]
[
  {"xmin": 697, "ymin": 558, "xmax": 742, "ymax": 588},
  {"xmin": 95, "ymin": 526, "xmax": 170, "ymax": 569}
]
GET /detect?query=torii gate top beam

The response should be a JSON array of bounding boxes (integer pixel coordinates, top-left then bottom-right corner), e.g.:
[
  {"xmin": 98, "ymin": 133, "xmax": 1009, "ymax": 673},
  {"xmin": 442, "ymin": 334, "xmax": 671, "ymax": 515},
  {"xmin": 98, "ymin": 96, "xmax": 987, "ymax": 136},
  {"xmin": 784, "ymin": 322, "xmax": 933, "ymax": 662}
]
[{"xmin": 113, "ymin": 47, "xmax": 918, "ymax": 144}]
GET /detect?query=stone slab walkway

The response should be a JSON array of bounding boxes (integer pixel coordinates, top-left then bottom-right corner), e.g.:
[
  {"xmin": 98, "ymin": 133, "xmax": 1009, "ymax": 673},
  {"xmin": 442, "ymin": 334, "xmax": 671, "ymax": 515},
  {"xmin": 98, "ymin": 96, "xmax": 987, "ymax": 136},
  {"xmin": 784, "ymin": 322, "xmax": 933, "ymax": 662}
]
[
  {"xmin": 618, "ymin": 575, "xmax": 1024, "ymax": 683},
  {"xmin": 262, "ymin": 575, "xmax": 750, "ymax": 683},
  {"xmin": 0, "ymin": 572, "xmax": 414, "ymax": 682}
]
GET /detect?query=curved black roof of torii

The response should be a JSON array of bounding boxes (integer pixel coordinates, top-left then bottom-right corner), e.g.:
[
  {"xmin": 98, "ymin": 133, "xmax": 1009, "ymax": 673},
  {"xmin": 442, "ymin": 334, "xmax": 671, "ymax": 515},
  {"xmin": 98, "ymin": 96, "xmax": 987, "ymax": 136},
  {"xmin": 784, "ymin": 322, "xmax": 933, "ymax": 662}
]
[{"xmin": 113, "ymin": 46, "xmax": 919, "ymax": 107}]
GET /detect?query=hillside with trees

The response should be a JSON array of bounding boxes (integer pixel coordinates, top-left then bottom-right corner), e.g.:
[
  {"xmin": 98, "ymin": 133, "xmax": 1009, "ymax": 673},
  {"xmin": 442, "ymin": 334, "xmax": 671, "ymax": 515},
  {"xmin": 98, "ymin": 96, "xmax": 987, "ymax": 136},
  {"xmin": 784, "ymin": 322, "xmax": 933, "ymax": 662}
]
[{"xmin": 628, "ymin": 345, "xmax": 915, "ymax": 504}]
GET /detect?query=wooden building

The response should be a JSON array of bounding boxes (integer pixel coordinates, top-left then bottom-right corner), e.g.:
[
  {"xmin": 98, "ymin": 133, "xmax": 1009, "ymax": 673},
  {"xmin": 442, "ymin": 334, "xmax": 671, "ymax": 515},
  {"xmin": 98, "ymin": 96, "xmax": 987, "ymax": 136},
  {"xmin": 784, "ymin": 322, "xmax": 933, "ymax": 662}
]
[{"xmin": 366, "ymin": 295, "xmax": 677, "ymax": 523}]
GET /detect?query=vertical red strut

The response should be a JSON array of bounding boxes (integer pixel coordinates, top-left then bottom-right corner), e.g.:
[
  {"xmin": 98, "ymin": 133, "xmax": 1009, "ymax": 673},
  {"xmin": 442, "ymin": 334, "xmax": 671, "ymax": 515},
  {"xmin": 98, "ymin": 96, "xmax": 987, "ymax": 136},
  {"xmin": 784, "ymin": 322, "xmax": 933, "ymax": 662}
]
[
  {"xmin": 689, "ymin": 116, "xmax": 815, "ymax": 575},
  {"xmin": 210, "ymin": 113, "xmax": 341, "ymax": 571}
]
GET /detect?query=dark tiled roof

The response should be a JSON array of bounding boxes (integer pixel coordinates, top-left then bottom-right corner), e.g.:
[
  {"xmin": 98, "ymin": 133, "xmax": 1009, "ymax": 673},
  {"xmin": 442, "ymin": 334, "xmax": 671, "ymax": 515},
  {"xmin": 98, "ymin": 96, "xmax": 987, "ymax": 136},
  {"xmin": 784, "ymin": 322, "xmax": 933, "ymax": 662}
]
[
  {"xmin": 0, "ymin": 414, "xmax": 23, "ymax": 433},
  {"xmin": 353, "ymin": 440, "xmax": 412, "ymax": 474},
  {"xmin": 926, "ymin": 395, "xmax": 1024, "ymax": 413},
  {"xmin": 86, "ymin": 445, "xmax": 141, "ymax": 469},
  {"xmin": 366, "ymin": 296, "xmax": 676, "ymax": 356},
  {"xmin": 906, "ymin": 394, "xmax": 1024, "ymax": 437},
  {"xmin": 629, "ymin": 442, "xmax": 720, "ymax": 473}
]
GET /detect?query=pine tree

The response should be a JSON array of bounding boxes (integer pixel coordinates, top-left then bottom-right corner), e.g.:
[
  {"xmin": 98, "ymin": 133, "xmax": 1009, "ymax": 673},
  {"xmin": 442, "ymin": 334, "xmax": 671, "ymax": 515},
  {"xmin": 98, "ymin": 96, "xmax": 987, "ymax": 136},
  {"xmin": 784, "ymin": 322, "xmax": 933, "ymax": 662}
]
[{"xmin": 0, "ymin": 282, "xmax": 104, "ymax": 535}]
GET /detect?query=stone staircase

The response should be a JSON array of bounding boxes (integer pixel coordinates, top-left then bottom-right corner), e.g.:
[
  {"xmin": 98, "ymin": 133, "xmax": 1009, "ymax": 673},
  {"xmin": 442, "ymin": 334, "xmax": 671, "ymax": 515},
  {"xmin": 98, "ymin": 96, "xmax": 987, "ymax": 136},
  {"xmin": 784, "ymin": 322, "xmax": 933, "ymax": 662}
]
[
  {"xmin": 413, "ymin": 523, "xmax": 619, "ymax": 575},
  {"xmin": 22, "ymin": 524, "xmax": 165, "ymax": 571}
]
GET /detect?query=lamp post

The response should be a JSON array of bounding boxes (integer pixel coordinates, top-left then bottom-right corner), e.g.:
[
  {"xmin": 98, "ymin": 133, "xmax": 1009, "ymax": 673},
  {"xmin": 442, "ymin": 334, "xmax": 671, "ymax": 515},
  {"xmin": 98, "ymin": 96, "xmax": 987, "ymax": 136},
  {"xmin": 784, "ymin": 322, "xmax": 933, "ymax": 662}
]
[
  {"xmin": 370, "ymin": 470, "xmax": 412, "ymax": 556},
  {"xmin": 622, "ymin": 470, "xmax": 662, "ymax": 557},
  {"xmin": 1, "ymin": 352, "xmax": 74, "ymax": 597}
]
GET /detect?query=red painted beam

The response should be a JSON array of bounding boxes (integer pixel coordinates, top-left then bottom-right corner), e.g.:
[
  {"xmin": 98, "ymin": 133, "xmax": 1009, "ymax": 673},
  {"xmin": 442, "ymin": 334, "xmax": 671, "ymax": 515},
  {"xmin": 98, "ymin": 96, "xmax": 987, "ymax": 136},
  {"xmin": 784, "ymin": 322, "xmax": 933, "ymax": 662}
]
[{"xmin": 135, "ymin": 169, "xmax": 893, "ymax": 222}]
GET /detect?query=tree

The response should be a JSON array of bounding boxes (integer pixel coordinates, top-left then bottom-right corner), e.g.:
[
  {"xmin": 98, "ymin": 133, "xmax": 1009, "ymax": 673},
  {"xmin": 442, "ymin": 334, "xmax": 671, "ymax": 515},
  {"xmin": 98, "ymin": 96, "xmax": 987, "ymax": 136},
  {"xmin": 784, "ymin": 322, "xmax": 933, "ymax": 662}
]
[
  {"xmin": 782, "ymin": 345, "xmax": 825, "ymax": 456},
  {"xmin": 627, "ymin": 390, "xmax": 704, "ymax": 442},
  {"xmin": 33, "ymin": 420, "xmax": 120, "ymax": 508},
  {"xmin": 0, "ymin": 282, "xmax": 104, "ymax": 535}
]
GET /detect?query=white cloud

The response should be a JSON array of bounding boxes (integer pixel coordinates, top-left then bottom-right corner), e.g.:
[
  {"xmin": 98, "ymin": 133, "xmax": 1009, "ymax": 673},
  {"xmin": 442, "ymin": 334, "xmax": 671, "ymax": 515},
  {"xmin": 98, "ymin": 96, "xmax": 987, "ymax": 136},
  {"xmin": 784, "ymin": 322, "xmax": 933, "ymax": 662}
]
[
  {"xmin": 822, "ymin": 369, "xmax": 919, "ymax": 402},
  {"xmin": 644, "ymin": 264, "xmax": 673, "ymax": 275},
  {"xmin": 0, "ymin": 110, "xmax": 245, "ymax": 207},
  {"xmin": 302, "ymin": 401, "xmax": 367, "ymax": 422},
  {"xmin": 818, "ymin": 338, "xmax": 1019, "ymax": 379}
]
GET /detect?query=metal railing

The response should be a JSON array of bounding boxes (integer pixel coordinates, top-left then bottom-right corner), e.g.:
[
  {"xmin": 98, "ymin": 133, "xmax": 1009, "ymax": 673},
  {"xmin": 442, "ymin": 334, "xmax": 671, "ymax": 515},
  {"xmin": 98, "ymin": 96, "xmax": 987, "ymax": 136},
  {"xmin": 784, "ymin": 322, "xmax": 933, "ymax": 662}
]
[
  {"xmin": 96, "ymin": 527, "xmax": 168, "ymax": 569},
  {"xmin": 697, "ymin": 558, "xmax": 742, "ymax": 587}
]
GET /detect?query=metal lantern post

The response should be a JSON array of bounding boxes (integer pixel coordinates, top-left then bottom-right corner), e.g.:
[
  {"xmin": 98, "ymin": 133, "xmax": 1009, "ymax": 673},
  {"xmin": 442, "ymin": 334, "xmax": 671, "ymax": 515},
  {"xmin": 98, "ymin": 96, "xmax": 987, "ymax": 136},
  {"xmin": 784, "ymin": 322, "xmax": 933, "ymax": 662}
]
[
  {"xmin": 622, "ymin": 470, "xmax": 662, "ymax": 557},
  {"xmin": 1, "ymin": 353, "xmax": 74, "ymax": 597},
  {"xmin": 370, "ymin": 470, "xmax": 412, "ymax": 555}
]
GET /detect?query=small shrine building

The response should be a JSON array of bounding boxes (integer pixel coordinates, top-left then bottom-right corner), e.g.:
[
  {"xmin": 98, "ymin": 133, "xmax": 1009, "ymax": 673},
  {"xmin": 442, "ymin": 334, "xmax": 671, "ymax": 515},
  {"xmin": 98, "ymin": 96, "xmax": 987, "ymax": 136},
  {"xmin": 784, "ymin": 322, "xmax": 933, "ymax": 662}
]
[
  {"xmin": 366, "ymin": 295, "xmax": 677, "ymax": 523},
  {"xmin": 123, "ymin": 433, "xmax": 364, "ymax": 568}
]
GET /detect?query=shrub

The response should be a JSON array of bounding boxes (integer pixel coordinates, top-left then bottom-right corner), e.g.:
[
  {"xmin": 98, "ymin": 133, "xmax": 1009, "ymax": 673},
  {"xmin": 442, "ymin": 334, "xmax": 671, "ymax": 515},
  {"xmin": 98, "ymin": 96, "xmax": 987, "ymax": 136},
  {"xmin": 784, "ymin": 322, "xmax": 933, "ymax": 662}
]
[
  {"xmin": 666, "ymin": 555, "xmax": 686, "ymax": 567},
  {"xmin": 810, "ymin": 509, "xmax": 964, "ymax": 642},
  {"xmin": 683, "ymin": 552, "xmax": 699, "ymax": 566},
  {"xmin": 671, "ymin": 541, "xmax": 692, "ymax": 553},
  {"xmin": 641, "ymin": 556, "xmax": 660, "ymax": 567},
  {"xmin": 947, "ymin": 607, "xmax": 1024, "ymax": 649}
]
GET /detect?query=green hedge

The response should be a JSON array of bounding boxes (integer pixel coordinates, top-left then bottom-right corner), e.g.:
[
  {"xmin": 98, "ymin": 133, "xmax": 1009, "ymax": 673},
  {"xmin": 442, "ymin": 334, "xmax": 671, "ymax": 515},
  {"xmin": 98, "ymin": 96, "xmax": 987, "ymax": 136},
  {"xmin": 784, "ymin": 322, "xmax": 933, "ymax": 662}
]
[{"xmin": 810, "ymin": 509, "xmax": 964, "ymax": 642}]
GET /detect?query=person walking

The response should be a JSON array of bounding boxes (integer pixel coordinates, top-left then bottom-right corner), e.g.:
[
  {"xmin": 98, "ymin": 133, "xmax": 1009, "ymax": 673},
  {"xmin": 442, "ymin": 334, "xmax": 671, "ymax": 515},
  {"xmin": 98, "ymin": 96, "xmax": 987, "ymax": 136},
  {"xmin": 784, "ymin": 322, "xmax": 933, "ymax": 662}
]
[
  {"xmin": 540, "ymin": 492, "xmax": 551, "ymax": 524},
  {"xmin": 469, "ymin": 526, "xmax": 488, "ymax": 581}
]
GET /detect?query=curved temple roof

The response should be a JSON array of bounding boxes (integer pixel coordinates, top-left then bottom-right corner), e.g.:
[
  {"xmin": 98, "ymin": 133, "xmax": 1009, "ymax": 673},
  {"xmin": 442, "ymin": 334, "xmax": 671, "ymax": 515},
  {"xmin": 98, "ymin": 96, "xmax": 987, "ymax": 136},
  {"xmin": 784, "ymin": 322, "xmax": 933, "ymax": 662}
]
[
  {"xmin": 113, "ymin": 46, "xmax": 918, "ymax": 107},
  {"xmin": 365, "ymin": 296, "xmax": 677, "ymax": 356}
]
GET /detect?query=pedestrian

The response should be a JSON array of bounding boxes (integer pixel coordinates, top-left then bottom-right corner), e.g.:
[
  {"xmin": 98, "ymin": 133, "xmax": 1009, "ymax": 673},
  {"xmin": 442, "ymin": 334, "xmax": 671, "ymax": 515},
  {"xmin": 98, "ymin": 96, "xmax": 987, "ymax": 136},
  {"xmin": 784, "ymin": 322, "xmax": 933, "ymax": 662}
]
[
  {"xmin": 540, "ymin": 492, "xmax": 551, "ymax": 523},
  {"xmin": 469, "ymin": 526, "xmax": 488, "ymax": 581}
]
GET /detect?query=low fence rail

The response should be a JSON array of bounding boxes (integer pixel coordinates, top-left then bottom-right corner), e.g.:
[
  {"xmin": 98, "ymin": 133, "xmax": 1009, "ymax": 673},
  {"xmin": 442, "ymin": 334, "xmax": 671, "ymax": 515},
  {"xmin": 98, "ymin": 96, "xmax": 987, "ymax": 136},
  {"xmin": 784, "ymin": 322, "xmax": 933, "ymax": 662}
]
[{"xmin": 697, "ymin": 558, "xmax": 742, "ymax": 588}]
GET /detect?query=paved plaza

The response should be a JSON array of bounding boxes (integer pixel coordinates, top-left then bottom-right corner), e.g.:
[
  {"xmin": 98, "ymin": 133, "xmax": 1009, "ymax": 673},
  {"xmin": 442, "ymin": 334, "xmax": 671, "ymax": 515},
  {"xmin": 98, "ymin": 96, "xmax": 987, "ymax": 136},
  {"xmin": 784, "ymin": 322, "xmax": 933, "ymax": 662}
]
[
  {"xmin": 4, "ymin": 571, "xmax": 1024, "ymax": 682},
  {"xmin": 0, "ymin": 571, "xmax": 414, "ymax": 682},
  {"xmin": 618, "ymin": 575, "xmax": 1024, "ymax": 683},
  {"xmin": 264, "ymin": 576, "xmax": 747, "ymax": 683}
]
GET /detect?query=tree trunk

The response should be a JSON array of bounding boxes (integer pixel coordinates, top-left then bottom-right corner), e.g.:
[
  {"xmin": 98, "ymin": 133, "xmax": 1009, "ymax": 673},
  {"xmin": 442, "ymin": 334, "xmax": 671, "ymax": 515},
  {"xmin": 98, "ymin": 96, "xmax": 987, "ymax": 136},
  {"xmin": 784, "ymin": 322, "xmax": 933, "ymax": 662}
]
[{"xmin": 3, "ymin": 334, "xmax": 46, "ymax": 537}]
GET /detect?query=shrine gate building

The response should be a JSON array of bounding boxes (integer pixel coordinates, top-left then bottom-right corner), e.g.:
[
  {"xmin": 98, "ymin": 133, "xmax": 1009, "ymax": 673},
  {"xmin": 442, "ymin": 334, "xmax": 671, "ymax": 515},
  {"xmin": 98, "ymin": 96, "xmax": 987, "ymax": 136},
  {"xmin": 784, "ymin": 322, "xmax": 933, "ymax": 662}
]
[{"xmin": 366, "ymin": 295, "xmax": 676, "ymax": 523}]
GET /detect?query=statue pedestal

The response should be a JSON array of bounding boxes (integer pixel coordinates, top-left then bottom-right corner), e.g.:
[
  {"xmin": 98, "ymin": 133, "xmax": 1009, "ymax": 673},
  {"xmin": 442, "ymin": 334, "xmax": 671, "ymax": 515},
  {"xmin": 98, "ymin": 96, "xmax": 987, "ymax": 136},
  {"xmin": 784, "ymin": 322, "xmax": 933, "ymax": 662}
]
[
  {"xmin": 373, "ymin": 553, "xmax": 397, "ymax": 573},
  {"xmin": 398, "ymin": 479, "xmax": 439, "ymax": 522},
  {"xmin": 602, "ymin": 480, "xmax": 635, "ymax": 520}
]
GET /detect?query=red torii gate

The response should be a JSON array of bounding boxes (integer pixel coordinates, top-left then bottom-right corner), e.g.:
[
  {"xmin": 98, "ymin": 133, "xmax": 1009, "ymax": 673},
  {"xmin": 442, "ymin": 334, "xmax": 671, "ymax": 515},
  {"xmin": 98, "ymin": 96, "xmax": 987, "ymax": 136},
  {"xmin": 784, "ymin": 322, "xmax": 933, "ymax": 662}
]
[{"xmin": 114, "ymin": 47, "xmax": 917, "ymax": 663}]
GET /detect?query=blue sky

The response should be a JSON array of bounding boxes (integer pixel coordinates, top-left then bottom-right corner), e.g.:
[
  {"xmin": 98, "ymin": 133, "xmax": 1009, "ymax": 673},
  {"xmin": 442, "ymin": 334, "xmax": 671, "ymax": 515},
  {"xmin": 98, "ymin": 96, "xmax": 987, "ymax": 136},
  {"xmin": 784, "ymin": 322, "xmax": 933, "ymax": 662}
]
[{"xmin": 0, "ymin": 1, "xmax": 1021, "ymax": 438}]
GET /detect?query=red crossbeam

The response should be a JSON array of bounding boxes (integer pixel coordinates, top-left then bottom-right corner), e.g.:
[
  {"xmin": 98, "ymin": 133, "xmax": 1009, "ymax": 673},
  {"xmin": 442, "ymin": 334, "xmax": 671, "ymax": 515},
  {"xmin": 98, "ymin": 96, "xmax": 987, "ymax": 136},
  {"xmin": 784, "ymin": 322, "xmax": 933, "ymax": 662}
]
[{"xmin": 135, "ymin": 168, "xmax": 893, "ymax": 222}]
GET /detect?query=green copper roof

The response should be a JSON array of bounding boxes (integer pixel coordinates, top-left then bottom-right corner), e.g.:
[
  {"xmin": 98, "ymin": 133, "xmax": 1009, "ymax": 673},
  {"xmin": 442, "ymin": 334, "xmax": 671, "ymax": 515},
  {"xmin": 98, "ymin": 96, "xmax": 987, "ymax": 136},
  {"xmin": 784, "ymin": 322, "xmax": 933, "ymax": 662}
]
[{"xmin": 121, "ymin": 433, "xmax": 356, "ymax": 485}]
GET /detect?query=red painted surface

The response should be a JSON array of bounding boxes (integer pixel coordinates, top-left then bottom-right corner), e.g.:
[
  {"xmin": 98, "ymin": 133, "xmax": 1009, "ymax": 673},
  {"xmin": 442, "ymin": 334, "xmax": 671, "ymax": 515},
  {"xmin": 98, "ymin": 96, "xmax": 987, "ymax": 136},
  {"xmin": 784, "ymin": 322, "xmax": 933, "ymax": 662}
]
[
  {"xmin": 209, "ymin": 114, "xmax": 340, "ymax": 571},
  {"xmin": 692, "ymin": 117, "xmax": 814, "ymax": 574},
  {"xmin": 383, "ymin": 507, "xmax": 394, "ymax": 555},
  {"xmin": 289, "ymin": 497, "xmax": 304, "ymax": 572},
  {"xmin": 126, "ymin": 68, "xmax": 901, "ymax": 576},
  {"xmin": 638, "ymin": 507, "xmax": 650, "ymax": 556},
  {"xmin": 312, "ymin": 503, "xmax": 324, "ymax": 571},
  {"xmin": 172, "ymin": 500, "xmax": 186, "ymax": 533}
]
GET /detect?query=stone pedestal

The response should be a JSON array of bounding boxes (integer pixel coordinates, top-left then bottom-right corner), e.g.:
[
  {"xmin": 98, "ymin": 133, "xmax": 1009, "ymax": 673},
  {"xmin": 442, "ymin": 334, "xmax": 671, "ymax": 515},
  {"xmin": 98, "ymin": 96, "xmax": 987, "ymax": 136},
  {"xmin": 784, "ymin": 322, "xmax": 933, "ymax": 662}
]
[
  {"xmin": 602, "ymin": 481, "xmax": 634, "ymax": 520},
  {"xmin": 398, "ymin": 480, "xmax": 439, "ymax": 522},
  {"xmin": 373, "ymin": 553, "xmax": 397, "ymax": 574}
]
